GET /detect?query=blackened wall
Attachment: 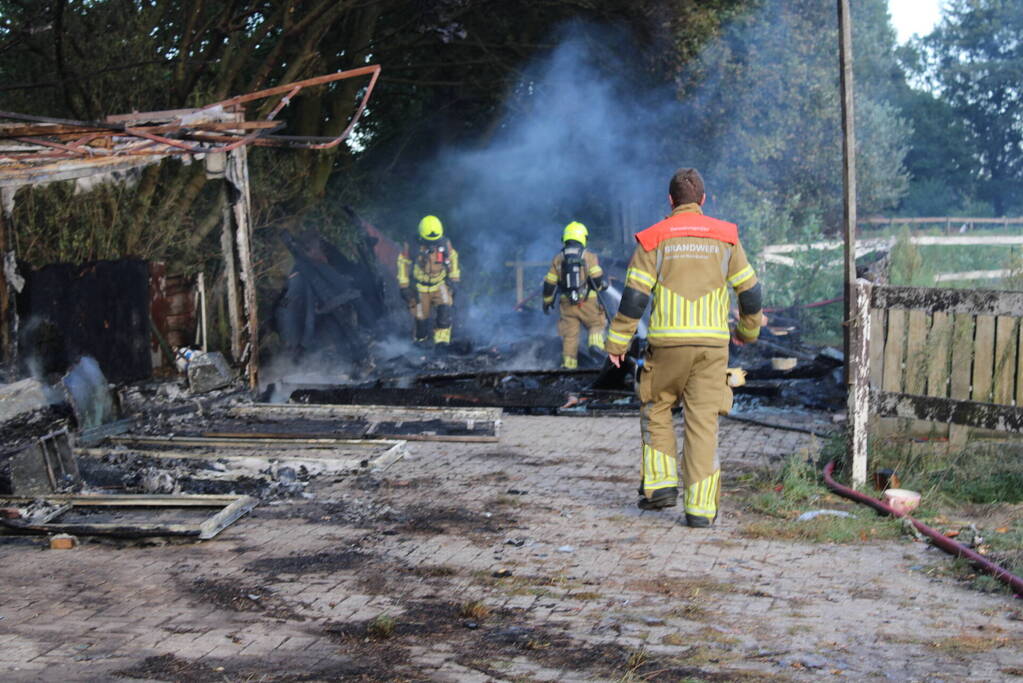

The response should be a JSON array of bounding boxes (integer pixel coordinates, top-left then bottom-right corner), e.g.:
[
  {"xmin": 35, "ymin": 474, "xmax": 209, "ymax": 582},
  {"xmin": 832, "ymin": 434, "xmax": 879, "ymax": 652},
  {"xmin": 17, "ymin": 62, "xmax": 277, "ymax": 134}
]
[{"xmin": 17, "ymin": 259, "xmax": 152, "ymax": 382}]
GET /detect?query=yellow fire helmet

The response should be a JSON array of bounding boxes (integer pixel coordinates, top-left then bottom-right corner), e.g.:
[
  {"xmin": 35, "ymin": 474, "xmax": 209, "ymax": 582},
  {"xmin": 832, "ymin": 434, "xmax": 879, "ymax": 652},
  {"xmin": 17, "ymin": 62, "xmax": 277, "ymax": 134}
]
[
  {"xmin": 418, "ymin": 215, "xmax": 444, "ymax": 241},
  {"xmin": 562, "ymin": 221, "xmax": 588, "ymax": 246}
]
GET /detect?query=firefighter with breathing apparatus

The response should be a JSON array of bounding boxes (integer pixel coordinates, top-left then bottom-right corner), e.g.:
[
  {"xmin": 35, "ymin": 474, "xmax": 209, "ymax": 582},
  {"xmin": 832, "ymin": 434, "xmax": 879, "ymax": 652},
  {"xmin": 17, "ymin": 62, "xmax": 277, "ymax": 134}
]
[
  {"xmin": 542, "ymin": 221, "xmax": 609, "ymax": 369},
  {"xmin": 397, "ymin": 215, "xmax": 461, "ymax": 347}
]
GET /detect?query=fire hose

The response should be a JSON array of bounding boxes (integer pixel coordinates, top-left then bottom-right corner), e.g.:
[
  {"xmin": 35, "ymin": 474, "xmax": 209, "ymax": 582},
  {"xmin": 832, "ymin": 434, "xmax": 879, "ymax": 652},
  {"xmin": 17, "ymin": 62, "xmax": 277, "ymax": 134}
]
[{"xmin": 822, "ymin": 461, "xmax": 1023, "ymax": 595}]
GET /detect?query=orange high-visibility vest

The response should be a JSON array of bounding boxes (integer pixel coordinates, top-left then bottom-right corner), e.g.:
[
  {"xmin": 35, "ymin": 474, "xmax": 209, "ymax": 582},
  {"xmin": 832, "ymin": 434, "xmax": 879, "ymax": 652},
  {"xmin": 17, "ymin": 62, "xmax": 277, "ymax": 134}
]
[{"xmin": 635, "ymin": 213, "xmax": 738, "ymax": 251}]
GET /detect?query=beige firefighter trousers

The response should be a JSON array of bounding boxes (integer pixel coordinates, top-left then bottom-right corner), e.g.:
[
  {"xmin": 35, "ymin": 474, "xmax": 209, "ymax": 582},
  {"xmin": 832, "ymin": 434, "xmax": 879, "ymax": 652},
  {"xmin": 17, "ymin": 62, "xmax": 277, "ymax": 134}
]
[
  {"xmin": 557, "ymin": 298, "xmax": 606, "ymax": 368},
  {"xmin": 637, "ymin": 344, "xmax": 730, "ymax": 521},
  {"xmin": 412, "ymin": 283, "xmax": 454, "ymax": 343}
]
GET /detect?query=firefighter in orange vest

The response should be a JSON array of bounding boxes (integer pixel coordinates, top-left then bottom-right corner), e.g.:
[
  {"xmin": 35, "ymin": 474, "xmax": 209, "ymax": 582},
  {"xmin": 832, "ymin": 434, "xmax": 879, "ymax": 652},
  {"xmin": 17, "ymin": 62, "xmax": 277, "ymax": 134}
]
[
  {"xmin": 397, "ymin": 215, "xmax": 461, "ymax": 346},
  {"xmin": 606, "ymin": 168, "xmax": 763, "ymax": 527},
  {"xmin": 542, "ymin": 221, "xmax": 609, "ymax": 369}
]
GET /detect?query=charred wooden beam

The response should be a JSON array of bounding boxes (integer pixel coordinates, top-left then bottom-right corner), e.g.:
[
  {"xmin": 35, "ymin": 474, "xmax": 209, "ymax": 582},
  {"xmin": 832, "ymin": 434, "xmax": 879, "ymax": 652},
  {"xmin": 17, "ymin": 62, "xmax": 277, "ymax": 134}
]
[
  {"xmin": 293, "ymin": 386, "xmax": 566, "ymax": 414},
  {"xmin": 231, "ymin": 402, "xmax": 501, "ymax": 423},
  {"xmin": 872, "ymin": 391, "xmax": 1023, "ymax": 433},
  {"xmin": 405, "ymin": 367, "xmax": 600, "ymax": 385},
  {"xmin": 108, "ymin": 434, "xmax": 394, "ymax": 449}
]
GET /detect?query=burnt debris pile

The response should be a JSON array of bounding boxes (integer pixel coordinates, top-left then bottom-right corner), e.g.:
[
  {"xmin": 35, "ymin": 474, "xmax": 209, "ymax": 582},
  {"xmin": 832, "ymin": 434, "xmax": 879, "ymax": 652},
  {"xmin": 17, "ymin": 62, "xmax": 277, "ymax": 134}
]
[{"xmin": 282, "ymin": 314, "xmax": 846, "ymax": 418}]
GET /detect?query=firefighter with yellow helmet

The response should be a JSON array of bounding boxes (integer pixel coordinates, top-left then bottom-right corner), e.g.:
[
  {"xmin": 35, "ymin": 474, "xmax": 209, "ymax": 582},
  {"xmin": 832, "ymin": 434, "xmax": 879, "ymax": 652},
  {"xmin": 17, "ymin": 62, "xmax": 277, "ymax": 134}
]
[
  {"xmin": 397, "ymin": 215, "xmax": 461, "ymax": 346},
  {"xmin": 542, "ymin": 221, "xmax": 609, "ymax": 368}
]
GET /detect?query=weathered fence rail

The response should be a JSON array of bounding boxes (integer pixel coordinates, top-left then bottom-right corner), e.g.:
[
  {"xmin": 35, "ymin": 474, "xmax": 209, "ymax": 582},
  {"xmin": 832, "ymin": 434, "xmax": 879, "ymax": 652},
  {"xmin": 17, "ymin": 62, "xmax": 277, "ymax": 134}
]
[
  {"xmin": 859, "ymin": 216, "xmax": 1023, "ymax": 232},
  {"xmin": 850, "ymin": 281, "xmax": 1023, "ymax": 484}
]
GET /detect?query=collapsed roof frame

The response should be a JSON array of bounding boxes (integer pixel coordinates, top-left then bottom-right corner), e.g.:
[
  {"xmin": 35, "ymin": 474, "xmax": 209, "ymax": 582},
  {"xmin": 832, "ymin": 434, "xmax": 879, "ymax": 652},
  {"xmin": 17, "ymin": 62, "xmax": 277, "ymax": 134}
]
[{"xmin": 0, "ymin": 65, "xmax": 381, "ymax": 388}]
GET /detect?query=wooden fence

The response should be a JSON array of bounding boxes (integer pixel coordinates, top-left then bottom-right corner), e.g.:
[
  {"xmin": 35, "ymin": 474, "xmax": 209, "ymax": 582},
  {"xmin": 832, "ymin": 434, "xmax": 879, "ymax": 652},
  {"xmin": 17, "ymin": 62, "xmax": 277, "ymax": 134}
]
[
  {"xmin": 849, "ymin": 281, "xmax": 1023, "ymax": 484},
  {"xmin": 859, "ymin": 216, "xmax": 1023, "ymax": 233}
]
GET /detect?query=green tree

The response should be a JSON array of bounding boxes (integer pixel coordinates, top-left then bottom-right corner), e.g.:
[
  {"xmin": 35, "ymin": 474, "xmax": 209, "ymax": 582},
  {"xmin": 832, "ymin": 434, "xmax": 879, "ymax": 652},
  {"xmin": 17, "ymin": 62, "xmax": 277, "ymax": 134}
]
[
  {"xmin": 924, "ymin": 0, "xmax": 1023, "ymax": 215},
  {"xmin": 0, "ymin": 0, "xmax": 751, "ymax": 271},
  {"xmin": 680, "ymin": 0, "xmax": 911, "ymax": 240}
]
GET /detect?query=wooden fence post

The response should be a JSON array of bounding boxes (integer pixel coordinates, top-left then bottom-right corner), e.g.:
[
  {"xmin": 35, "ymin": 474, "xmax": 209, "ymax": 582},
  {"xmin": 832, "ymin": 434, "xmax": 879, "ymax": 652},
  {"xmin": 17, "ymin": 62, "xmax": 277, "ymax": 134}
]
[
  {"xmin": 220, "ymin": 184, "xmax": 243, "ymax": 363},
  {"xmin": 0, "ymin": 207, "xmax": 10, "ymax": 364},
  {"xmin": 849, "ymin": 279, "xmax": 872, "ymax": 487},
  {"xmin": 227, "ymin": 147, "xmax": 259, "ymax": 389}
]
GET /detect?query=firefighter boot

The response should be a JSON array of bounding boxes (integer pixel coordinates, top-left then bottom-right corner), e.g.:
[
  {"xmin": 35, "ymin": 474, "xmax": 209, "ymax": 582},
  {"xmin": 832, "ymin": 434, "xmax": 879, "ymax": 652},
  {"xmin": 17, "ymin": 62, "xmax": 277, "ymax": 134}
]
[
  {"xmin": 637, "ymin": 486, "xmax": 677, "ymax": 510},
  {"xmin": 685, "ymin": 513, "xmax": 716, "ymax": 528}
]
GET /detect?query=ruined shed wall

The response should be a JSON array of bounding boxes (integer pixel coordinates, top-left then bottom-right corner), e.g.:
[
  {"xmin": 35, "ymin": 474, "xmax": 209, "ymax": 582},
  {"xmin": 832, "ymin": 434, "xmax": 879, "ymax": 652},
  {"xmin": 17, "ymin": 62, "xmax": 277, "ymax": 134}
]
[{"xmin": 16, "ymin": 259, "xmax": 151, "ymax": 382}]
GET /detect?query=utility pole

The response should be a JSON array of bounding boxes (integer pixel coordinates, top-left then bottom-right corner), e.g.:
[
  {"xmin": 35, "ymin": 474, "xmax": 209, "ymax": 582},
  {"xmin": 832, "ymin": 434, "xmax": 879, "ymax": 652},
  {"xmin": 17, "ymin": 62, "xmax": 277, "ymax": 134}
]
[
  {"xmin": 838, "ymin": 0, "xmax": 856, "ymax": 371},
  {"xmin": 838, "ymin": 0, "xmax": 867, "ymax": 487}
]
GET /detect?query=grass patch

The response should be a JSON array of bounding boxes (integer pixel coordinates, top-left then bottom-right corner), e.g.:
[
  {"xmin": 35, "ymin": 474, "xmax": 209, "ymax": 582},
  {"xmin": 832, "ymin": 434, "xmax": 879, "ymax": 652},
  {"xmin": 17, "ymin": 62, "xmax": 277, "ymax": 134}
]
[
  {"xmin": 870, "ymin": 440, "xmax": 1023, "ymax": 507},
  {"xmin": 745, "ymin": 449, "xmax": 841, "ymax": 518},
  {"xmin": 926, "ymin": 633, "xmax": 1011, "ymax": 656},
  {"xmin": 410, "ymin": 564, "xmax": 458, "ymax": 578},
  {"xmin": 741, "ymin": 515, "xmax": 903, "ymax": 544},
  {"xmin": 472, "ymin": 569, "xmax": 580, "ymax": 597},
  {"xmin": 366, "ymin": 613, "xmax": 395, "ymax": 639},
  {"xmin": 489, "ymin": 495, "xmax": 524, "ymax": 508},
  {"xmin": 741, "ymin": 451, "xmax": 903, "ymax": 543},
  {"xmin": 666, "ymin": 604, "xmax": 711, "ymax": 621},
  {"xmin": 660, "ymin": 632, "xmax": 687, "ymax": 647},
  {"xmin": 564, "ymin": 591, "xmax": 602, "ymax": 601},
  {"xmin": 458, "ymin": 600, "xmax": 491, "ymax": 621},
  {"xmin": 865, "ymin": 440, "xmax": 1023, "ymax": 593},
  {"xmin": 626, "ymin": 575, "xmax": 733, "ymax": 601}
]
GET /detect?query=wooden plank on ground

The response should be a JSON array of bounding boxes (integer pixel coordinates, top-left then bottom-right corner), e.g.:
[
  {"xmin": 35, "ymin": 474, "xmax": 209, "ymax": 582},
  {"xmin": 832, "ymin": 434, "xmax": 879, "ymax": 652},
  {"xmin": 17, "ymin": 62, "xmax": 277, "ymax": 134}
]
[
  {"xmin": 993, "ymin": 316, "xmax": 1019, "ymax": 406},
  {"xmin": 198, "ymin": 495, "xmax": 258, "ymax": 540},
  {"xmin": 869, "ymin": 308, "xmax": 885, "ymax": 388},
  {"xmin": 232, "ymin": 403, "xmax": 503, "ymax": 423},
  {"xmin": 0, "ymin": 494, "xmax": 249, "ymax": 506},
  {"xmin": 109, "ymin": 435, "xmax": 390, "ymax": 449},
  {"xmin": 882, "ymin": 309, "xmax": 907, "ymax": 393},
  {"xmin": 971, "ymin": 315, "xmax": 996, "ymax": 403}
]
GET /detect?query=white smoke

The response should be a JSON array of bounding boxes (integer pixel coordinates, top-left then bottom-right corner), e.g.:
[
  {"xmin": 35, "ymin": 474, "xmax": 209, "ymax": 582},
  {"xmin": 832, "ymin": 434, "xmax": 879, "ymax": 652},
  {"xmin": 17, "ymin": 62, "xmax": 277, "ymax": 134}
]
[{"xmin": 406, "ymin": 24, "xmax": 682, "ymax": 350}]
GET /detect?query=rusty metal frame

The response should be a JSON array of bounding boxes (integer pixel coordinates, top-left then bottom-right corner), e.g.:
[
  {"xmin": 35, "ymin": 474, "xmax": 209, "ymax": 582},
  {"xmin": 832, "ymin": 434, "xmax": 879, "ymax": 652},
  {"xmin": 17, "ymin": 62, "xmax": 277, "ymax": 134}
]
[{"xmin": 0, "ymin": 64, "xmax": 381, "ymax": 162}]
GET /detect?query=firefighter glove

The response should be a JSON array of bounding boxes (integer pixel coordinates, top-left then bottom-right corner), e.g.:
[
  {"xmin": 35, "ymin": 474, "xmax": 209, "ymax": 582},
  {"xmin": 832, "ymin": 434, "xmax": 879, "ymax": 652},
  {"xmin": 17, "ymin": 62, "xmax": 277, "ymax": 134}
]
[
  {"xmin": 543, "ymin": 300, "xmax": 554, "ymax": 314},
  {"xmin": 400, "ymin": 287, "xmax": 416, "ymax": 306}
]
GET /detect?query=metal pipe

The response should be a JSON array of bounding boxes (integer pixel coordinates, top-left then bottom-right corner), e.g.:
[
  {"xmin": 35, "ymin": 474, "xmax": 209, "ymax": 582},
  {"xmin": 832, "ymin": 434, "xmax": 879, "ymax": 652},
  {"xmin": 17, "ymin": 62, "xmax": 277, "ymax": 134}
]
[{"xmin": 822, "ymin": 461, "xmax": 1023, "ymax": 595}]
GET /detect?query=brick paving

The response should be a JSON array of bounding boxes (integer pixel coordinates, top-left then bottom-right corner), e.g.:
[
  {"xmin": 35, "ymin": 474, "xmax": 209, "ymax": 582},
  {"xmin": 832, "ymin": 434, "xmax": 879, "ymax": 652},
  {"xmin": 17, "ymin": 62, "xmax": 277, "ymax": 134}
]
[{"xmin": 1, "ymin": 414, "xmax": 1021, "ymax": 681}]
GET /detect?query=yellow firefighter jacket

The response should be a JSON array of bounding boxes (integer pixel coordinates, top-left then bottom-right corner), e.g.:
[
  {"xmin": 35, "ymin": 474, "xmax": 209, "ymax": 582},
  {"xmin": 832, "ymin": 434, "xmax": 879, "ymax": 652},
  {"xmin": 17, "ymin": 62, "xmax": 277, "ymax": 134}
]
[
  {"xmin": 606, "ymin": 204, "xmax": 762, "ymax": 354},
  {"xmin": 397, "ymin": 239, "xmax": 461, "ymax": 293},
  {"xmin": 542, "ymin": 249, "xmax": 606, "ymax": 303}
]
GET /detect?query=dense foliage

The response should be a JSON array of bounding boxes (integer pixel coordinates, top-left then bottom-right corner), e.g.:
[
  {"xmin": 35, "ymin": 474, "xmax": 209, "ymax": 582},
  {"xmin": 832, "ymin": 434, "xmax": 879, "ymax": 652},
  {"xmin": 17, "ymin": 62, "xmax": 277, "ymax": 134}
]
[{"xmin": 1, "ymin": 0, "xmax": 1020, "ymax": 284}]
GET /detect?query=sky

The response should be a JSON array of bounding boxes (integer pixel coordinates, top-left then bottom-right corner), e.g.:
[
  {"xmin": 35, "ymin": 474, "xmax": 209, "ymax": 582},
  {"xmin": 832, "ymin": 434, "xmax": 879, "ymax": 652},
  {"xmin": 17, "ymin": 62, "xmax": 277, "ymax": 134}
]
[{"xmin": 888, "ymin": 0, "xmax": 944, "ymax": 43}]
